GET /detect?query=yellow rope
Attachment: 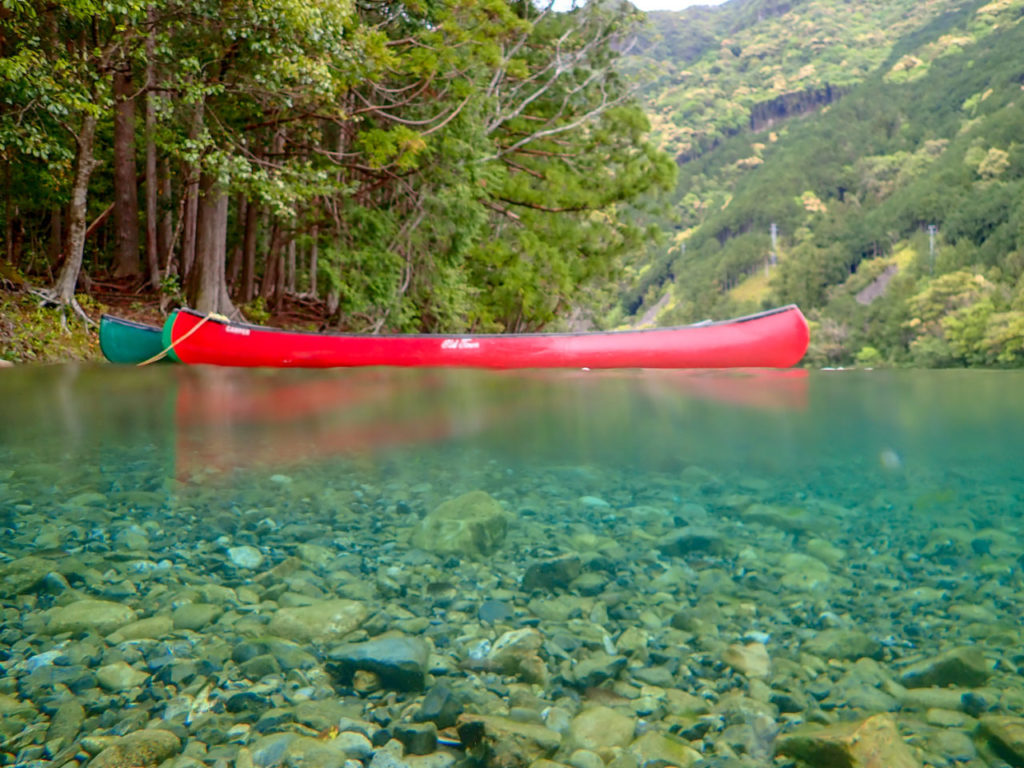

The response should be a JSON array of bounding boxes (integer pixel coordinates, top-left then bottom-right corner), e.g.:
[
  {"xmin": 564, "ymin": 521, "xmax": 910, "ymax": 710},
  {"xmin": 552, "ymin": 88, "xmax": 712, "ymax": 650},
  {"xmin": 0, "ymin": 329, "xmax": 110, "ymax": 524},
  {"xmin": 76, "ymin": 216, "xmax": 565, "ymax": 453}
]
[{"xmin": 137, "ymin": 311, "xmax": 229, "ymax": 367}]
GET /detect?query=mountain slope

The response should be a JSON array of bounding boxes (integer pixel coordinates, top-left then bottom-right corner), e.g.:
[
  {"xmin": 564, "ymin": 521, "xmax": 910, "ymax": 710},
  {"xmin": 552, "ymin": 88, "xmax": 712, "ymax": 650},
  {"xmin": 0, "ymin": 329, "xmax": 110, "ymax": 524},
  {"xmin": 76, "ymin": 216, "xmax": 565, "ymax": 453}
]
[{"xmin": 627, "ymin": 0, "xmax": 1024, "ymax": 367}]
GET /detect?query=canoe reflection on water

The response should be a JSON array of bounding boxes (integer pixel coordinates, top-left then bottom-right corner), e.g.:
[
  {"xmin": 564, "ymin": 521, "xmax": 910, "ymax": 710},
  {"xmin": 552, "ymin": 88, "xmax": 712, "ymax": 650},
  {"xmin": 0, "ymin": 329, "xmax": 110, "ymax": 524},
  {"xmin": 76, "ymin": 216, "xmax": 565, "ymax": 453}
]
[{"xmin": 172, "ymin": 368, "xmax": 808, "ymax": 478}]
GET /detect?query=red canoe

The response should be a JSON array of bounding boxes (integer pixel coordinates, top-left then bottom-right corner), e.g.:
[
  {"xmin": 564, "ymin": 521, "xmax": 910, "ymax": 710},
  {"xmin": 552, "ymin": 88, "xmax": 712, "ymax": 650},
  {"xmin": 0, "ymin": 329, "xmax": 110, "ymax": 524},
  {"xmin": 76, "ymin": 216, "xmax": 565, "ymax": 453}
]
[{"xmin": 162, "ymin": 304, "xmax": 809, "ymax": 369}]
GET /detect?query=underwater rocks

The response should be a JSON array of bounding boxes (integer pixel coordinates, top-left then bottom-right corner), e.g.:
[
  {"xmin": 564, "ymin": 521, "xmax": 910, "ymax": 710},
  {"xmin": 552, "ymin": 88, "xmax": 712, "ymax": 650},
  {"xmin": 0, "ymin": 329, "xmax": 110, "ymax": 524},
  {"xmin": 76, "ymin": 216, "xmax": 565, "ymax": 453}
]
[
  {"xmin": 326, "ymin": 633, "xmax": 431, "ymax": 691},
  {"xmin": 266, "ymin": 599, "xmax": 368, "ymax": 643},
  {"xmin": 88, "ymin": 728, "xmax": 182, "ymax": 768},
  {"xmin": 41, "ymin": 598, "xmax": 138, "ymax": 635},
  {"xmin": 899, "ymin": 646, "xmax": 993, "ymax": 688},
  {"xmin": 778, "ymin": 713, "xmax": 920, "ymax": 768},
  {"xmin": 5, "ymin": 455, "xmax": 1024, "ymax": 768},
  {"xmin": 410, "ymin": 490, "xmax": 508, "ymax": 559}
]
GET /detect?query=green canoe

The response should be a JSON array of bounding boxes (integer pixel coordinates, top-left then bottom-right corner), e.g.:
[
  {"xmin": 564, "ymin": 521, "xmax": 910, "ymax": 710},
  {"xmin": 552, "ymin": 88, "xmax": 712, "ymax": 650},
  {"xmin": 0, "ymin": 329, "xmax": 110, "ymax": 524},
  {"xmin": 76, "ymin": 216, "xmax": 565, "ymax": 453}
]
[{"xmin": 99, "ymin": 314, "xmax": 169, "ymax": 364}]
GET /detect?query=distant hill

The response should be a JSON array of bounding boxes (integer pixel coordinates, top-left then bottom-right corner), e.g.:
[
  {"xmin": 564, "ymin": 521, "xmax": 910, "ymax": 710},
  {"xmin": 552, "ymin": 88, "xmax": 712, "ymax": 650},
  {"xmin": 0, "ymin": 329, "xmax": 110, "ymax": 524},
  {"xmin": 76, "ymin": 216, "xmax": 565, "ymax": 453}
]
[{"xmin": 623, "ymin": 0, "xmax": 1024, "ymax": 367}]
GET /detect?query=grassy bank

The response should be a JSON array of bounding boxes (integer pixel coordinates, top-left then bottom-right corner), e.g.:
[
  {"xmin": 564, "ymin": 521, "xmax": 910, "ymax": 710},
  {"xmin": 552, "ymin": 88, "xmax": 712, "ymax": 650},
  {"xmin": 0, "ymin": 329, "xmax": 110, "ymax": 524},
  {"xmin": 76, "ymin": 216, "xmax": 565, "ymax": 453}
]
[{"xmin": 0, "ymin": 290, "xmax": 106, "ymax": 364}]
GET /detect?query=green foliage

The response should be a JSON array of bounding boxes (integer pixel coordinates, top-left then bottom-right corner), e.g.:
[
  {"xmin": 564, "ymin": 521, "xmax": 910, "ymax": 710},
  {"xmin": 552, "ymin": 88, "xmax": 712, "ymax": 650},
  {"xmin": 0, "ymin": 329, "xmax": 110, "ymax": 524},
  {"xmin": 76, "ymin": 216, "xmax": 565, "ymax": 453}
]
[
  {"xmin": 1, "ymin": 0, "xmax": 672, "ymax": 333},
  {"xmin": 625, "ymin": 0, "xmax": 1024, "ymax": 367},
  {"xmin": 0, "ymin": 293, "xmax": 101, "ymax": 363}
]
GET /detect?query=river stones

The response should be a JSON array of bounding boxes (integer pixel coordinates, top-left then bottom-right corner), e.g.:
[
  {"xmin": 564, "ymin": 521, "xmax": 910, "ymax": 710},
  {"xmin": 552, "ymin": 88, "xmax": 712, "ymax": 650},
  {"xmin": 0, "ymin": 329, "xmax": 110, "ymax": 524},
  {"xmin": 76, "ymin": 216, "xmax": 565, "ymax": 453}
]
[
  {"xmin": 280, "ymin": 734, "xmax": 373, "ymax": 767},
  {"xmin": 96, "ymin": 661, "xmax": 149, "ymax": 691},
  {"xmin": 567, "ymin": 706, "xmax": 636, "ymax": 751},
  {"xmin": 172, "ymin": 602, "xmax": 223, "ymax": 631},
  {"xmin": 778, "ymin": 713, "xmax": 920, "ymax": 768},
  {"xmin": 0, "ymin": 556, "xmax": 58, "ymax": 597},
  {"xmin": 628, "ymin": 731, "xmax": 702, "ymax": 768},
  {"xmin": 522, "ymin": 555, "xmax": 582, "ymax": 592},
  {"xmin": 266, "ymin": 599, "xmax": 367, "ymax": 643},
  {"xmin": 722, "ymin": 642, "xmax": 771, "ymax": 678},
  {"xmin": 395, "ymin": 722, "xmax": 438, "ymax": 755},
  {"xmin": 228, "ymin": 545, "xmax": 265, "ymax": 569},
  {"xmin": 457, "ymin": 713, "xmax": 562, "ymax": 767},
  {"xmin": 486, "ymin": 628, "xmax": 545, "ymax": 680},
  {"xmin": 45, "ymin": 698, "xmax": 84, "ymax": 752},
  {"xmin": 977, "ymin": 715, "xmax": 1024, "ymax": 766},
  {"xmin": 42, "ymin": 599, "xmax": 138, "ymax": 635},
  {"xmin": 410, "ymin": 491, "xmax": 509, "ymax": 559},
  {"xmin": 656, "ymin": 527, "xmax": 726, "ymax": 557},
  {"xmin": 899, "ymin": 646, "xmax": 992, "ymax": 688},
  {"xmin": 326, "ymin": 633, "xmax": 431, "ymax": 691},
  {"xmin": 107, "ymin": 615, "xmax": 174, "ymax": 643},
  {"xmin": 88, "ymin": 728, "xmax": 182, "ymax": 768},
  {"xmin": 804, "ymin": 629, "xmax": 882, "ymax": 661},
  {"xmin": 414, "ymin": 684, "xmax": 464, "ymax": 729}
]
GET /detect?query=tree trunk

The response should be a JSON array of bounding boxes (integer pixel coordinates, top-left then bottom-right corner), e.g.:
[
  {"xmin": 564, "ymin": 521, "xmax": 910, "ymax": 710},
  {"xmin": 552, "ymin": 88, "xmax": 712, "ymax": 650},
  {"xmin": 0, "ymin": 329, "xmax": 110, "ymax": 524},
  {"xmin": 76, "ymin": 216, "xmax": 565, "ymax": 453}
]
[
  {"xmin": 187, "ymin": 173, "xmax": 235, "ymax": 315},
  {"xmin": 180, "ymin": 170, "xmax": 199, "ymax": 282},
  {"xmin": 309, "ymin": 224, "xmax": 318, "ymax": 297},
  {"xmin": 112, "ymin": 66, "xmax": 141, "ymax": 277},
  {"xmin": 179, "ymin": 106, "xmax": 203, "ymax": 283},
  {"xmin": 158, "ymin": 159, "xmax": 172, "ymax": 271},
  {"xmin": 55, "ymin": 113, "xmax": 99, "ymax": 301},
  {"xmin": 227, "ymin": 194, "xmax": 245, "ymax": 287},
  {"xmin": 143, "ymin": 10, "xmax": 160, "ymax": 288},
  {"xmin": 260, "ymin": 223, "xmax": 282, "ymax": 305},
  {"xmin": 240, "ymin": 199, "xmax": 259, "ymax": 302},
  {"xmin": 3, "ymin": 164, "xmax": 13, "ymax": 264},
  {"xmin": 286, "ymin": 237, "xmax": 296, "ymax": 294},
  {"xmin": 49, "ymin": 207, "xmax": 62, "ymax": 267}
]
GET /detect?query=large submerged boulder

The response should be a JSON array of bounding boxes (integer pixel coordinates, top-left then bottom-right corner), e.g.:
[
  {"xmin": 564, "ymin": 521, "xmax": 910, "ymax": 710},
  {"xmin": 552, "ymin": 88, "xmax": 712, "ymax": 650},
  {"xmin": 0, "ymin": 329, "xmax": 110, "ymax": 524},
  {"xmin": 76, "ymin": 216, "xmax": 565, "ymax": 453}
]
[{"xmin": 411, "ymin": 491, "xmax": 509, "ymax": 560}]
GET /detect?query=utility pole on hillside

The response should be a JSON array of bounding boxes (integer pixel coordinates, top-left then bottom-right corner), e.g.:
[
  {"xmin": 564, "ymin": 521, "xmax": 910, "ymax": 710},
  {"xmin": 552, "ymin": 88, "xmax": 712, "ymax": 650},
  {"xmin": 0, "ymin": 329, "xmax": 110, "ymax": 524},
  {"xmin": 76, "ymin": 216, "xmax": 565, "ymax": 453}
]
[
  {"xmin": 928, "ymin": 224, "xmax": 937, "ymax": 273},
  {"xmin": 766, "ymin": 222, "xmax": 778, "ymax": 275}
]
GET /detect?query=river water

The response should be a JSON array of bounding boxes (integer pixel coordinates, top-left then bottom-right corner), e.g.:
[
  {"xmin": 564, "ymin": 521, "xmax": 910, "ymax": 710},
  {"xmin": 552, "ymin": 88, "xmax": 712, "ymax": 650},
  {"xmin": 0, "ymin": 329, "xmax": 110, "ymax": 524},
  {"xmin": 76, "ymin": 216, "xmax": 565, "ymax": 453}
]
[{"xmin": 1, "ymin": 365, "xmax": 1023, "ymax": 767}]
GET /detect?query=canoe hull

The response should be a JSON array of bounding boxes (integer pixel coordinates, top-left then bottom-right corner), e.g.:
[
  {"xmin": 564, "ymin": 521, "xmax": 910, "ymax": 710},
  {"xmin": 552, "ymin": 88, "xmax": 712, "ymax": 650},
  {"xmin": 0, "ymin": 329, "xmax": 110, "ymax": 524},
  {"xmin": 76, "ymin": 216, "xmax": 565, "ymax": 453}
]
[
  {"xmin": 99, "ymin": 315, "xmax": 167, "ymax": 364},
  {"xmin": 163, "ymin": 305, "xmax": 809, "ymax": 369}
]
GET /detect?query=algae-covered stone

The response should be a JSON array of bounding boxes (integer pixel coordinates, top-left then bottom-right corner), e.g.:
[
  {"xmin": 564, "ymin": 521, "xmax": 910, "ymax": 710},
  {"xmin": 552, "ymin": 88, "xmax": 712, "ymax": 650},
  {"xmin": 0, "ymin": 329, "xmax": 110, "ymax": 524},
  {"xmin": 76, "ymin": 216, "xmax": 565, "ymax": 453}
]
[
  {"xmin": 568, "ymin": 706, "xmax": 636, "ymax": 751},
  {"xmin": 46, "ymin": 698, "xmax": 84, "ymax": 752},
  {"xmin": 978, "ymin": 716, "xmax": 1024, "ymax": 766},
  {"xmin": 656, "ymin": 527, "xmax": 725, "ymax": 557},
  {"xmin": 627, "ymin": 731, "xmax": 701, "ymax": 768},
  {"xmin": 282, "ymin": 734, "xmax": 371, "ymax": 767},
  {"xmin": 779, "ymin": 553, "xmax": 831, "ymax": 590},
  {"xmin": 722, "ymin": 642, "xmax": 770, "ymax": 678},
  {"xmin": 44, "ymin": 599, "xmax": 138, "ymax": 635},
  {"xmin": 266, "ymin": 599, "xmax": 367, "ymax": 643},
  {"xmin": 88, "ymin": 728, "xmax": 181, "ymax": 768},
  {"xmin": 899, "ymin": 646, "xmax": 992, "ymax": 688},
  {"xmin": 777, "ymin": 713, "xmax": 920, "ymax": 768},
  {"xmin": 805, "ymin": 629, "xmax": 882, "ymax": 661},
  {"xmin": 411, "ymin": 491, "xmax": 508, "ymax": 559},
  {"xmin": 96, "ymin": 661, "xmax": 150, "ymax": 691},
  {"xmin": 570, "ymin": 651, "xmax": 627, "ymax": 688},
  {"xmin": 457, "ymin": 714, "xmax": 562, "ymax": 767},
  {"xmin": 0, "ymin": 556, "xmax": 56, "ymax": 597},
  {"xmin": 522, "ymin": 556, "xmax": 582, "ymax": 592},
  {"xmin": 172, "ymin": 602, "xmax": 223, "ymax": 631},
  {"xmin": 487, "ymin": 628, "xmax": 546, "ymax": 683},
  {"xmin": 107, "ymin": 615, "xmax": 174, "ymax": 643}
]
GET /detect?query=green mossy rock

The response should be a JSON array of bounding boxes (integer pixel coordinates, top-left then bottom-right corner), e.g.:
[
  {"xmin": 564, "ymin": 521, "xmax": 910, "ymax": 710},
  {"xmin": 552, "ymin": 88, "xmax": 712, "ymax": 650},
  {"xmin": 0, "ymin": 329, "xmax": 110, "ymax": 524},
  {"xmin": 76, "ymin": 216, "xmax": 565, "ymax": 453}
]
[
  {"xmin": 777, "ymin": 713, "xmax": 920, "ymax": 768},
  {"xmin": 411, "ymin": 491, "xmax": 509, "ymax": 560},
  {"xmin": 977, "ymin": 716, "xmax": 1024, "ymax": 767},
  {"xmin": 43, "ymin": 599, "xmax": 138, "ymax": 636},
  {"xmin": 266, "ymin": 599, "xmax": 367, "ymax": 643},
  {"xmin": 899, "ymin": 646, "xmax": 992, "ymax": 688},
  {"xmin": 88, "ymin": 729, "xmax": 181, "ymax": 768}
]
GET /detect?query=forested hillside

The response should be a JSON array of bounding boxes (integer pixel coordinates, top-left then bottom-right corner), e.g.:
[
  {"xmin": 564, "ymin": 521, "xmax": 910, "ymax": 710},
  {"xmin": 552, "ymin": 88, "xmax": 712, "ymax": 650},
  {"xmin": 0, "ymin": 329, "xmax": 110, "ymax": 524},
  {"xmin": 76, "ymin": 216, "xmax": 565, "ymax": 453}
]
[
  {"xmin": 0, "ymin": 0, "xmax": 674, "ymax": 334},
  {"xmin": 627, "ymin": 0, "xmax": 1024, "ymax": 367}
]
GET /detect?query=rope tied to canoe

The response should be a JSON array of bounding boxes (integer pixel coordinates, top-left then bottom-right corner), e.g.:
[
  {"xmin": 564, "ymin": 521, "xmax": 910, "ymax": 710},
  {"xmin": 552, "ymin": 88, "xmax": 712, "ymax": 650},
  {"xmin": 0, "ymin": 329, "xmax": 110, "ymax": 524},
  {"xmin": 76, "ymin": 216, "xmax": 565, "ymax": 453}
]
[{"xmin": 137, "ymin": 312, "xmax": 230, "ymax": 367}]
